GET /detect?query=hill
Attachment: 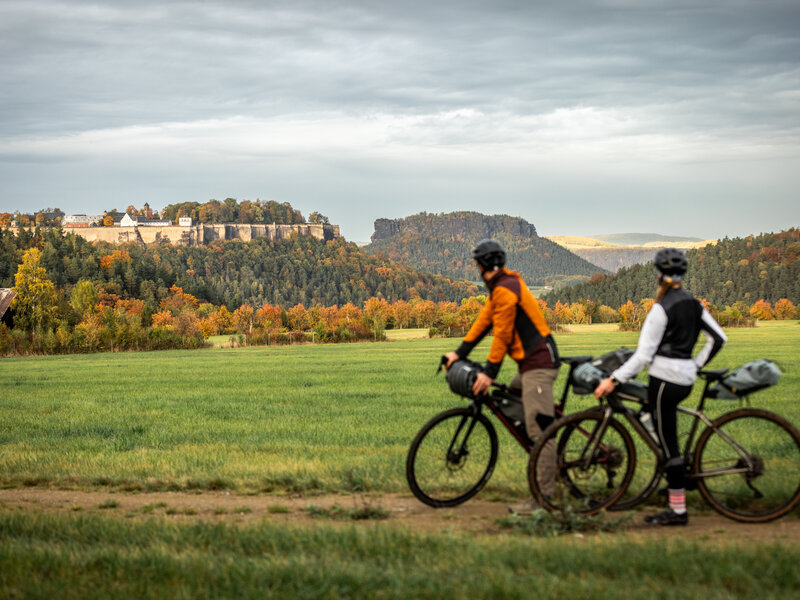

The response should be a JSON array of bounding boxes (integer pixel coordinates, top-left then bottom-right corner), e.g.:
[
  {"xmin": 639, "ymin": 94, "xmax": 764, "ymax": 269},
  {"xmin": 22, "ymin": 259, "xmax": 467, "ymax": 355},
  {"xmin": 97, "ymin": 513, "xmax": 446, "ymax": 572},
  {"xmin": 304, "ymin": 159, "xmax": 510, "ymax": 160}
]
[
  {"xmin": 546, "ymin": 235, "xmax": 716, "ymax": 272},
  {"xmin": 543, "ymin": 229, "xmax": 800, "ymax": 307},
  {"xmin": 365, "ymin": 212, "xmax": 604, "ymax": 287},
  {"xmin": 0, "ymin": 227, "xmax": 478, "ymax": 310}
]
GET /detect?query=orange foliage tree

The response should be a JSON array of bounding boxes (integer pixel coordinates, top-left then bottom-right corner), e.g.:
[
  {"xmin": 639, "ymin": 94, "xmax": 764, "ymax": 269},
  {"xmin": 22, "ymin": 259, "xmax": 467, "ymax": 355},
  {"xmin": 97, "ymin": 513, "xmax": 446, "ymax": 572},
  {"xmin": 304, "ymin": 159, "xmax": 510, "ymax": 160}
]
[{"xmin": 749, "ymin": 299, "xmax": 774, "ymax": 320}]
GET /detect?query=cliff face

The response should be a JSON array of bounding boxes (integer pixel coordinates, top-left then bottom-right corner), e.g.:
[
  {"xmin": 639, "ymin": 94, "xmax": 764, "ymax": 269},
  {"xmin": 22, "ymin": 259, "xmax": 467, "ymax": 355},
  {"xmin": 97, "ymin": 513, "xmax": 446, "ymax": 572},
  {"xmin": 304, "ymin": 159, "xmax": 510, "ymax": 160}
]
[
  {"xmin": 8, "ymin": 224, "xmax": 340, "ymax": 246},
  {"xmin": 371, "ymin": 212, "xmax": 536, "ymax": 242}
]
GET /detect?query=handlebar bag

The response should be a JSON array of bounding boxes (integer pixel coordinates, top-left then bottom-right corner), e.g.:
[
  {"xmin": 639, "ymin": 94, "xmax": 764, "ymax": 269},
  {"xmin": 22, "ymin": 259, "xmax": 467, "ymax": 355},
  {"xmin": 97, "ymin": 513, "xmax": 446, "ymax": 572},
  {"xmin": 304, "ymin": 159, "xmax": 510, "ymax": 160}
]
[
  {"xmin": 445, "ymin": 359, "xmax": 481, "ymax": 397},
  {"xmin": 710, "ymin": 359, "xmax": 782, "ymax": 399},
  {"xmin": 591, "ymin": 348, "xmax": 634, "ymax": 373},
  {"xmin": 571, "ymin": 362, "xmax": 606, "ymax": 395}
]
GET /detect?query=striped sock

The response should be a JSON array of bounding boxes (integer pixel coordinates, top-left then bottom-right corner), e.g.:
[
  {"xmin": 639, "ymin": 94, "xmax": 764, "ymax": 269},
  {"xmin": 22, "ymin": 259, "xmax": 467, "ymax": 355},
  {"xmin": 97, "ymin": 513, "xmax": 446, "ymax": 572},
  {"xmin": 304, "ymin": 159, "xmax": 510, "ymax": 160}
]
[{"xmin": 669, "ymin": 489, "xmax": 686, "ymax": 515}]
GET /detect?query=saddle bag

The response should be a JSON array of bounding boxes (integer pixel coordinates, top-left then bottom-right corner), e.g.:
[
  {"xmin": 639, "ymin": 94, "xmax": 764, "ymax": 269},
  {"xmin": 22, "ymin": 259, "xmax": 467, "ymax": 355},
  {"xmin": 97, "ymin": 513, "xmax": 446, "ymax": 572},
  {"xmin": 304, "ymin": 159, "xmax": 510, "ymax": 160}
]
[{"xmin": 709, "ymin": 359, "xmax": 782, "ymax": 399}]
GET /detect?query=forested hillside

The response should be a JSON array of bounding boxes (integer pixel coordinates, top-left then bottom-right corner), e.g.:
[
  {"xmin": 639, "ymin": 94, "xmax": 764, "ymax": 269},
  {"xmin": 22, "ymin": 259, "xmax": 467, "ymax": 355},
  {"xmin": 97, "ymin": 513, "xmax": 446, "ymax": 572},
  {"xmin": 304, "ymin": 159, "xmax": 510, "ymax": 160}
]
[
  {"xmin": 0, "ymin": 227, "xmax": 478, "ymax": 310},
  {"xmin": 365, "ymin": 212, "xmax": 604, "ymax": 287},
  {"xmin": 544, "ymin": 229, "xmax": 800, "ymax": 306}
]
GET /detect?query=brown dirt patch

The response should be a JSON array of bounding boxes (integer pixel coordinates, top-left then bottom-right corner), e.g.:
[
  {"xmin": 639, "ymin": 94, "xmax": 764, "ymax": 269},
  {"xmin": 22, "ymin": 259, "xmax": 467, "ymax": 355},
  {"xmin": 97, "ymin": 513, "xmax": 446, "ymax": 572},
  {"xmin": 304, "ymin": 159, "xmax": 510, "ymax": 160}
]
[{"xmin": 1, "ymin": 488, "xmax": 798, "ymax": 544}]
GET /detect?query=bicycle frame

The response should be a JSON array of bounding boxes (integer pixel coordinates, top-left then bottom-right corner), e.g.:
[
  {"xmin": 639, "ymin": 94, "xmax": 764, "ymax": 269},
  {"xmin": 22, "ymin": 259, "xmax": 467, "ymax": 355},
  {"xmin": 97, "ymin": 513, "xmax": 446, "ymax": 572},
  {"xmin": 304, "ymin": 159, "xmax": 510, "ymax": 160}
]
[
  {"xmin": 598, "ymin": 370, "xmax": 759, "ymax": 490},
  {"xmin": 473, "ymin": 356, "xmax": 596, "ymax": 451}
]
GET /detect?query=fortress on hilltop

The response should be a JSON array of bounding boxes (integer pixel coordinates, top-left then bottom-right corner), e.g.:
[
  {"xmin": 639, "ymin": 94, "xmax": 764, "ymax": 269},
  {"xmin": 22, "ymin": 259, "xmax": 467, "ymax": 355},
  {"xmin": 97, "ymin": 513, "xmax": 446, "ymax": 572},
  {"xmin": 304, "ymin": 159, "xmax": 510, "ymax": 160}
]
[{"xmin": 6, "ymin": 222, "xmax": 341, "ymax": 247}]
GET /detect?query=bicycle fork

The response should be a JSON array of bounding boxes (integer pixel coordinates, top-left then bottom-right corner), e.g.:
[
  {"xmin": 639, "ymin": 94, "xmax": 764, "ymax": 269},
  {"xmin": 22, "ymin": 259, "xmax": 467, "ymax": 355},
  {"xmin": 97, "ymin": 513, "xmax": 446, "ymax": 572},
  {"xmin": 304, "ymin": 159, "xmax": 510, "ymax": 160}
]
[{"xmin": 446, "ymin": 408, "xmax": 481, "ymax": 468}]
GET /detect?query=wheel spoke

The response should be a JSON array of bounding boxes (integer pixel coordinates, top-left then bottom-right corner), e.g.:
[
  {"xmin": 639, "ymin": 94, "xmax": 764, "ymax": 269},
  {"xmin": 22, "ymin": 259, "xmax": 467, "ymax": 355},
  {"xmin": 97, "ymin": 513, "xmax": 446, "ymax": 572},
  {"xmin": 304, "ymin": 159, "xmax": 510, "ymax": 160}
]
[{"xmin": 529, "ymin": 409, "xmax": 635, "ymax": 515}]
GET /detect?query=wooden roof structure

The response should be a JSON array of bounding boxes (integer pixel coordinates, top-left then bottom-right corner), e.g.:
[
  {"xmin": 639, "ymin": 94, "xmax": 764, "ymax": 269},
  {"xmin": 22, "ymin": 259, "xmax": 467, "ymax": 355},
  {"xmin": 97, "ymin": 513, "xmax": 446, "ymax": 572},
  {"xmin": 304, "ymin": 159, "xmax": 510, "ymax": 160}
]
[{"xmin": 0, "ymin": 288, "xmax": 16, "ymax": 320}]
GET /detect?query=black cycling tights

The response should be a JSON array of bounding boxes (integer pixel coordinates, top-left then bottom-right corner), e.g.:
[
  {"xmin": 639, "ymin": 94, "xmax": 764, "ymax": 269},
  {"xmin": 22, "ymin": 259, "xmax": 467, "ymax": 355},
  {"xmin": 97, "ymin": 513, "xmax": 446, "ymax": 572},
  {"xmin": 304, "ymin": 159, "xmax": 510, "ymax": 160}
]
[{"xmin": 648, "ymin": 376, "xmax": 693, "ymax": 489}]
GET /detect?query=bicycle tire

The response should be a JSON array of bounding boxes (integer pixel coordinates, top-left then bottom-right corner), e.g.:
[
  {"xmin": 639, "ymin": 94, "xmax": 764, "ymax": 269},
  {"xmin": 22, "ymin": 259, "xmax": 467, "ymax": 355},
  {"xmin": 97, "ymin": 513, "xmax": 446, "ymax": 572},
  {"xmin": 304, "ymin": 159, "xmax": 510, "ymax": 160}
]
[
  {"xmin": 528, "ymin": 407, "xmax": 636, "ymax": 515},
  {"xmin": 406, "ymin": 407, "xmax": 499, "ymax": 508},
  {"xmin": 694, "ymin": 408, "xmax": 800, "ymax": 522}
]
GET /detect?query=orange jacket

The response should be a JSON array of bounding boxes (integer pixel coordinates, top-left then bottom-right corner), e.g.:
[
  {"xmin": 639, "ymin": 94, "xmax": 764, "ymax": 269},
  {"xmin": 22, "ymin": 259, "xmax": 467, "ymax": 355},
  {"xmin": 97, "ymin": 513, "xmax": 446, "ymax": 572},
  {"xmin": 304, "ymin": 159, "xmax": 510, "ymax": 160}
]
[{"xmin": 455, "ymin": 268, "xmax": 559, "ymax": 378}]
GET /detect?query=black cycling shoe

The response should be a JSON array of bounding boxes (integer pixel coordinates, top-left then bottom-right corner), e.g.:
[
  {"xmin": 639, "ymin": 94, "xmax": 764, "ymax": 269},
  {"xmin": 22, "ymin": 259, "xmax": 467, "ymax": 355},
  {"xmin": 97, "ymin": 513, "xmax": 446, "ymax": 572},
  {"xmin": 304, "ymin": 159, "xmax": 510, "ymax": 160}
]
[{"xmin": 644, "ymin": 508, "xmax": 688, "ymax": 526}]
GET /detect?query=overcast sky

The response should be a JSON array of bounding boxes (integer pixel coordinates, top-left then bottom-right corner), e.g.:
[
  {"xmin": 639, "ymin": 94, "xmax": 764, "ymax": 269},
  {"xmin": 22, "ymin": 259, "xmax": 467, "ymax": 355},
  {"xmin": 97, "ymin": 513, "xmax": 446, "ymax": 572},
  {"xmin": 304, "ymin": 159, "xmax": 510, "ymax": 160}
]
[{"xmin": 1, "ymin": 0, "xmax": 798, "ymax": 243}]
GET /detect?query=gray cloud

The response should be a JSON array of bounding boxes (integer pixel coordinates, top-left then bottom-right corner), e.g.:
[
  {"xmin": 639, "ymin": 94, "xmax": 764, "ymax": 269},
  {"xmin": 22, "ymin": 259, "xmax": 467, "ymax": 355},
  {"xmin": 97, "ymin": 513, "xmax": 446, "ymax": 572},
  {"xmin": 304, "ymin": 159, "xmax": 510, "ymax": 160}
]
[{"xmin": 1, "ymin": 0, "xmax": 798, "ymax": 240}]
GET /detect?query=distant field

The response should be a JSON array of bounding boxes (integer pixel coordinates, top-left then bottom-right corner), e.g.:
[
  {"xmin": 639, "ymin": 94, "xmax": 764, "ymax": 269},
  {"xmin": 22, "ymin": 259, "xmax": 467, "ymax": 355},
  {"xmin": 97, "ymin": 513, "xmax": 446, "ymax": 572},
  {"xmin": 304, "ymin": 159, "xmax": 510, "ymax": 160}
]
[
  {"xmin": 1, "ymin": 321, "xmax": 797, "ymax": 498},
  {"xmin": 385, "ymin": 328, "xmax": 429, "ymax": 341},
  {"xmin": 546, "ymin": 235, "xmax": 716, "ymax": 250}
]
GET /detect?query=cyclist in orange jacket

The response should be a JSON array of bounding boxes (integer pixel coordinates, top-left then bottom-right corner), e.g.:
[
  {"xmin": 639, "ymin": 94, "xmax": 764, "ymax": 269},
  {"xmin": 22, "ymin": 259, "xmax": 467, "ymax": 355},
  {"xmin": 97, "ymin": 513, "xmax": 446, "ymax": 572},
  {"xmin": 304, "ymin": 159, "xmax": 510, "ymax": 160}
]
[{"xmin": 444, "ymin": 239, "xmax": 560, "ymax": 514}]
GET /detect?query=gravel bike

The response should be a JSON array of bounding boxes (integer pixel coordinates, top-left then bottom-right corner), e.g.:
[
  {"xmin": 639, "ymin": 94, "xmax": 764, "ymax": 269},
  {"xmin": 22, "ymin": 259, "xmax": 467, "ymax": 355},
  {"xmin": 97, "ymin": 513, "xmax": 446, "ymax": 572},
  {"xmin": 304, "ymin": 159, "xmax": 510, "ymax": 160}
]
[
  {"xmin": 405, "ymin": 354, "xmax": 629, "ymax": 508},
  {"xmin": 527, "ymin": 366, "xmax": 800, "ymax": 522}
]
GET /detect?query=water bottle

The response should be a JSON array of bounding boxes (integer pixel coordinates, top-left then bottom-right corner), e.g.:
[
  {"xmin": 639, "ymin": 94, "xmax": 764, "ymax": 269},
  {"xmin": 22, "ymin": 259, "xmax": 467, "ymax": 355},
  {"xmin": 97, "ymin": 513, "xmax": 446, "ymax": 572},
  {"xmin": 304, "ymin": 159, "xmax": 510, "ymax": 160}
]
[{"xmin": 639, "ymin": 411, "xmax": 658, "ymax": 443}]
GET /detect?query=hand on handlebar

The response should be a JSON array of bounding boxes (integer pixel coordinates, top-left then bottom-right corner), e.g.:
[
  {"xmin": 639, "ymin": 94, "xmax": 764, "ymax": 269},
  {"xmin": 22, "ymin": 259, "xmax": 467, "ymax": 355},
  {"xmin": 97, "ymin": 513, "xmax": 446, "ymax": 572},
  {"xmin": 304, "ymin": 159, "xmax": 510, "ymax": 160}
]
[
  {"xmin": 594, "ymin": 377, "xmax": 616, "ymax": 399},
  {"xmin": 472, "ymin": 372, "xmax": 493, "ymax": 396},
  {"xmin": 443, "ymin": 351, "xmax": 459, "ymax": 371}
]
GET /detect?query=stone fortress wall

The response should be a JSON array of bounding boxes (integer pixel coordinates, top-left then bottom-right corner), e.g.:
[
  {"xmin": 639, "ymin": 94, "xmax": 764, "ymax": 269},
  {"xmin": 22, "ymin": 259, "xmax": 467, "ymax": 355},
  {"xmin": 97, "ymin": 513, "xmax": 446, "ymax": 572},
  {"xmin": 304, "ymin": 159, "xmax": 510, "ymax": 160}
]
[{"xmin": 7, "ymin": 223, "xmax": 341, "ymax": 247}]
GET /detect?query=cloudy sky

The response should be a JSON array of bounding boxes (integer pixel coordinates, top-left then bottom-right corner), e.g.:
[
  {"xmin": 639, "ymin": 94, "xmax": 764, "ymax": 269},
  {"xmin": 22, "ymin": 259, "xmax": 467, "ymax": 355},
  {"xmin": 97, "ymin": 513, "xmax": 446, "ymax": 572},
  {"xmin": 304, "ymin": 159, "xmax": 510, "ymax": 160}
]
[{"xmin": 1, "ymin": 0, "xmax": 798, "ymax": 243}]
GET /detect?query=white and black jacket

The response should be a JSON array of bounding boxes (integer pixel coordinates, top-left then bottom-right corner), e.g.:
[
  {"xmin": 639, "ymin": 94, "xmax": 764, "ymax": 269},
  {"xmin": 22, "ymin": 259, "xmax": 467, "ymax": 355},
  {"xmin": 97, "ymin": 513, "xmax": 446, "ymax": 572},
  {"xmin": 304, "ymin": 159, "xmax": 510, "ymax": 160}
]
[{"xmin": 612, "ymin": 288, "xmax": 727, "ymax": 387}]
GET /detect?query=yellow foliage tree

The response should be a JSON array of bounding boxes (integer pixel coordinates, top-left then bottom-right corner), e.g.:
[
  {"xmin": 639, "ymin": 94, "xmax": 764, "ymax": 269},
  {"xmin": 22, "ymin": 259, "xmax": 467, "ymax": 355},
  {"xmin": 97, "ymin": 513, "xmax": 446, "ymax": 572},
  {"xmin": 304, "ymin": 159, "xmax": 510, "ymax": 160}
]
[
  {"xmin": 773, "ymin": 298, "xmax": 796, "ymax": 320},
  {"xmin": 11, "ymin": 248, "xmax": 59, "ymax": 331}
]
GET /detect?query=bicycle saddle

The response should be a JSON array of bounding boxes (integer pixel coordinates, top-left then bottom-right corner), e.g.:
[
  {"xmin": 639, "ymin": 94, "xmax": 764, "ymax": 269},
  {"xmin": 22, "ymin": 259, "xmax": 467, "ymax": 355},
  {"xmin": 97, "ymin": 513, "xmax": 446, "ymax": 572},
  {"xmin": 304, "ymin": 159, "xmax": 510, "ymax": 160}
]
[{"xmin": 698, "ymin": 368, "xmax": 729, "ymax": 382}]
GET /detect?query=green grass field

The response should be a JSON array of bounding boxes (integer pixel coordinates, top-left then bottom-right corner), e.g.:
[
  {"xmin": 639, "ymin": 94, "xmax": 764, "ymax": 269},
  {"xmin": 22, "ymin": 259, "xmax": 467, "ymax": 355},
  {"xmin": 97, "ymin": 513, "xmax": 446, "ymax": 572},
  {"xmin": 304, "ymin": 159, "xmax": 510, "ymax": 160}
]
[
  {"xmin": 1, "ymin": 321, "xmax": 799, "ymax": 598},
  {"xmin": 1, "ymin": 322, "xmax": 798, "ymax": 497}
]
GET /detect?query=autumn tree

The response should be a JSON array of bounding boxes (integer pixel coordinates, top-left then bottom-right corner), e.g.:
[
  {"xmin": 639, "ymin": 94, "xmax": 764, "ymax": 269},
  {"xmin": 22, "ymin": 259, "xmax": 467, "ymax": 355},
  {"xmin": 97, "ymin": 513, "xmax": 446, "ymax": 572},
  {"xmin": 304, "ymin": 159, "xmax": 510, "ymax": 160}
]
[
  {"xmin": 363, "ymin": 297, "xmax": 390, "ymax": 335},
  {"xmin": 596, "ymin": 305, "xmax": 619, "ymax": 323},
  {"xmin": 256, "ymin": 303, "xmax": 282, "ymax": 329},
  {"xmin": 233, "ymin": 304, "xmax": 255, "ymax": 334},
  {"xmin": 11, "ymin": 248, "xmax": 59, "ymax": 331},
  {"xmin": 749, "ymin": 299, "xmax": 774, "ymax": 320},
  {"xmin": 70, "ymin": 280, "xmax": 99, "ymax": 316},
  {"xmin": 618, "ymin": 300, "xmax": 638, "ymax": 325},
  {"xmin": 773, "ymin": 298, "xmax": 797, "ymax": 320},
  {"xmin": 286, "ymin": 304, "xmax": 310, "ymax": 331}
]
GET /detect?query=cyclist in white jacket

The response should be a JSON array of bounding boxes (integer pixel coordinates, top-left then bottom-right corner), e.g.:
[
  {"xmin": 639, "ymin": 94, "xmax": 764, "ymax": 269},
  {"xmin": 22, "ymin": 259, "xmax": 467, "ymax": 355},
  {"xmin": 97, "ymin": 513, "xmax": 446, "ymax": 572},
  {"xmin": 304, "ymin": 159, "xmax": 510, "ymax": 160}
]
[{"xmin": 594, "ymin": 248, "xmax": 727, "ymax": 526}]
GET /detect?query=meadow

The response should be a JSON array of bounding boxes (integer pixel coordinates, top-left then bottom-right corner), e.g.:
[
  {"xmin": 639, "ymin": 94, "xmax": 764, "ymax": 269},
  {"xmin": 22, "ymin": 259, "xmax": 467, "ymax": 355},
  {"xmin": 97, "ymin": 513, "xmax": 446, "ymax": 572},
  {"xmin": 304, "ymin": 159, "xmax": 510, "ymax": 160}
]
[
  {"xmin": 1, "ymin": 321, "xmax": 799, "ymax": 598},
  {"xmin": 1, "ymin": 322, "xmax": 798, "ymax": 497}
]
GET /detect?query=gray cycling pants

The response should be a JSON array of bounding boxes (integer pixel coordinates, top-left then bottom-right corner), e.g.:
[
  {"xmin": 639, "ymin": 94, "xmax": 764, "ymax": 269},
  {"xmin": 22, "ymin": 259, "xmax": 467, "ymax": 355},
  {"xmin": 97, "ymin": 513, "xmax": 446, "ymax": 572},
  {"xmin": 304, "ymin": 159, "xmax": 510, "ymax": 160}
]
[{"xmin": 510, "ymin": 368, "xmax": 559, "ymax": 497}]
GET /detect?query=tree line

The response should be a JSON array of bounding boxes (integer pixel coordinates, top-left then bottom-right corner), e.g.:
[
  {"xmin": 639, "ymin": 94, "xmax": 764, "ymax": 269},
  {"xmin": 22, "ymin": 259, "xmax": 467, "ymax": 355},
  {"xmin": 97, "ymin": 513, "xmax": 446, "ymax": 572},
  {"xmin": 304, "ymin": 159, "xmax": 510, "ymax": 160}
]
[
  {"xmin": 4, "ymin": 242, "xmax": 795, "ymax": 358},
  {"xmin": 1, "ymin": 198, "xmax": 329, "ymax": 227},
  {"xmin": 543, "ymin": 229, "xmax": 800, "ymax": 307}
]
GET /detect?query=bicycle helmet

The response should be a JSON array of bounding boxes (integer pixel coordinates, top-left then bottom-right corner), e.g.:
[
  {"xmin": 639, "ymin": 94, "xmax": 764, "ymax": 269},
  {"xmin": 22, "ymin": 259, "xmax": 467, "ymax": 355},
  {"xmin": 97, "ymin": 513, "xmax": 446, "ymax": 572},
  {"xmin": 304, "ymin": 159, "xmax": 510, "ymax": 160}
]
[
  {"xmin": 654, "ymin": 248, "xmax": 688, "ymax": 278},
  {"xmin": 472, "ymin": 239, "xmax": 506, "ymax": 270}
]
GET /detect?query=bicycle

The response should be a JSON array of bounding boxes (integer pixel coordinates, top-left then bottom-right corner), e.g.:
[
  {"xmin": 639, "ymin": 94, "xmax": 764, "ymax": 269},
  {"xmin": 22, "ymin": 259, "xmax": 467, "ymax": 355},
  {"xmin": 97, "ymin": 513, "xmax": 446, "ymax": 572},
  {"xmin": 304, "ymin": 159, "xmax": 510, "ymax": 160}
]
[
  {"xmin": 405, "ymin": 354, "xmax": 630, "ymax": 508},
  {"xmin": 527, "ymin": 365, "xmax": 800, "ymax": 522}
]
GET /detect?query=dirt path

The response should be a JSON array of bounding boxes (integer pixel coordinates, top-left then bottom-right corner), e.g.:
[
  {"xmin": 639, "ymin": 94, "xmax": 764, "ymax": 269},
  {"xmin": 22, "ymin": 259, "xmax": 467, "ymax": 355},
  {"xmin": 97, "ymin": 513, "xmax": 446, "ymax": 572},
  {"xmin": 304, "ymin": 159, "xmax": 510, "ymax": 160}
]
[{"xmin": 2, "ymin": 488, "xmax": 798, "ymax": 544}]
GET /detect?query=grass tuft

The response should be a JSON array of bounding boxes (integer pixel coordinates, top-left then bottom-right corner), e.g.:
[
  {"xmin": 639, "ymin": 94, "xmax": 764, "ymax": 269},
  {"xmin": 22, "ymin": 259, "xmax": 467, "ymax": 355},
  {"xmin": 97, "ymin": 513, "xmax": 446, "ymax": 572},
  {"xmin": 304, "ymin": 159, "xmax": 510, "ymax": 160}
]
[{"xmin": 305, "ymin": 497, "xmax": 390, "ymax": 521}]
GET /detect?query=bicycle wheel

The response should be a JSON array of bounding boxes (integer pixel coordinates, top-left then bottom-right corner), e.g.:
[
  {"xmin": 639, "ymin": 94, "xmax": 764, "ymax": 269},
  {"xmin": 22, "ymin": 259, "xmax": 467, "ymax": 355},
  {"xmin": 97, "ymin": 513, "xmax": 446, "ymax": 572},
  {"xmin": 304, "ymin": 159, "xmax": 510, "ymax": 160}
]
[
  {"xmin": 529, "ymin": 407, "xmax": 636, "ymax": 515},
  {"xmin": 694, "ymin": 408, "xmax": 800, "ymax": 522},
  {"xmin": 406, "ymin": 407, "xmax": 498, "ymax": 508}
]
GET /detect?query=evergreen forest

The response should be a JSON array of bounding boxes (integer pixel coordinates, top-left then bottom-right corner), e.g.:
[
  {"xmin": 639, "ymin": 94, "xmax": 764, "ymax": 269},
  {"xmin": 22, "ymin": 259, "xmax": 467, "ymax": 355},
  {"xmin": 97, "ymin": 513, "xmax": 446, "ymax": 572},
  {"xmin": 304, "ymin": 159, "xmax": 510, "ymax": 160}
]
[
  {"xmin": 365, "ymin": 212, "xmax": 604, "ymax": 287},
  {"xmin": 0, "ymin": 227, "xmax": 478, "ymax": 311}
]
